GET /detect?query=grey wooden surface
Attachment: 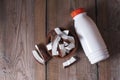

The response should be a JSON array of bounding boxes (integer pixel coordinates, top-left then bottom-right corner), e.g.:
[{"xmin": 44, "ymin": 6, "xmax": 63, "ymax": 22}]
[{"xmin": 0, "ymin": 0, "xmax": 120, "ymax": 80}]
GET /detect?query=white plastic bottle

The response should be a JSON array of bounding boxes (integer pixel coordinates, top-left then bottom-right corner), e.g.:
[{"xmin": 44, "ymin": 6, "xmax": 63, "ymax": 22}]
[{"xmin": 71, "ymin": 8, "xmax": 109, "ymax": 64}]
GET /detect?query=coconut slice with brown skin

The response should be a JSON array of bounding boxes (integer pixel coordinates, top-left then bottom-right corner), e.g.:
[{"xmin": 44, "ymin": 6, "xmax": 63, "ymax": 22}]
[
  {"xmin": 63, "ymin": 41, "xmax": 69, "ymax": 47},
  {"xmin": 59, "ymin": 44, "xmax": 66, "ymax": 57},
  {"xmin": 63, "ymin": 56, "xmax": 77, "ymax": 68},
  {"xmin": 46, "ymin": 42, "xmax": 52, "ymax": 51},
  {"xmin": 32, "ymin": 50, "xmax": 45, "ymax": 64},
  {"xmin": 65, "ymin": 43, "xmax": 75, "ymax": 51},
  {"xmin": 46, "ymin": 27, "xmax": 76, "ymax": 58},
  {"xmin": 52, "ymin": 35, "xmax": 61, "ymax": 56},
  {"xmin": 34, "ymin": 44, "xmax": 52, "ymax": 63},
  {"xmin": 63, "ymin": 30, "xmax": 69, "ymax": 35}
]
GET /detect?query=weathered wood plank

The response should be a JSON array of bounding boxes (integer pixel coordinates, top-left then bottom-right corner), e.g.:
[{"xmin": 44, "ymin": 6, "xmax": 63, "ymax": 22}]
[
  {"xmin": 0, "ymin": 0, "xmax": 35, "ymax": 80},
  {"xmin": 47, "ymin": 0, "xmax": 97, "ymax": 80},
  {"xmin": 0, "ymin": 0, "xmax": 6, "ymax": 80},
  {"xmin": 97, "ymin": 0, "xmax": 120, "ymax": 80},
  {"xmin": 34, "ymin": 0, "xmax": 46, "ymax": 80}
]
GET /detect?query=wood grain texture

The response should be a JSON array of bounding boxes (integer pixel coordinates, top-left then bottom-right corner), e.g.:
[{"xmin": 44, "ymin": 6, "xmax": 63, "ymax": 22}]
[
  {"xmin": 97, "ymin": 0, "xmax": 120, "ymax": 80},
  {"xmin": 0, "ymin": 0, "xmax": 119, "ymax": 80},
  {"xmin": 34, "ymin": 0, "xmax": 46, "ymax": 80},
  {"xmin": 0, "ymin": 0, "xmax": 6, "ymax": 79},
  {"xmin": 0, "ymin": 0, "xmax": 35, "ymax": 80},
  {"xmin": 46, "ymin": 0, "xmax": 97, "ymax": 80}
]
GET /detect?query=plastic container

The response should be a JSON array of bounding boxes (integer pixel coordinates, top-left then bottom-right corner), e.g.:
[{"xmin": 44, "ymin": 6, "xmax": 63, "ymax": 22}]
[{"xmin": 71, "ymin": 8, "xmax": 109, "ymax": 64}]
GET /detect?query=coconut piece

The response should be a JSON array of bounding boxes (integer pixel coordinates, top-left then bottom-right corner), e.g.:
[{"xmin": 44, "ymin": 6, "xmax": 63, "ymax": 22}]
[
  {"xmin": 63, "ymin": 41, "xmax": 69, "ymax": 47},
  {"xmin": 52, "ymin": 28, "xmax": 76, "ymax": 57},
  {"xmin": 66, "ymin": 49, "xmax": 70, "ymax": 53},
  {"xmin": 54, "ymin": 28, "xmax": 68, "ymax": 40},
  {"xmin": 68, "ymin": 36, "xmax": 75, "ymax": 43},
  {"xmin": 46, "ymin": 42, "xmax": 52, "ymax": 51},
  {"xmin": 54, "ymin": 28, "xmax": 75, "ymax": 43},
  {"xmin": 59, "ymin": 44, "xmax": 66, "ymax": 57},
  {"xmin": 61, "ymin": 34, "xmax": 69, "ymax": 40},
  {"xmin": 54, "ymin": 28, "xmax": 63, "ymax": 35},
  {"xmin": 32, "ymin": 50, "xmax": 44, "ymax": 64},
  {"xmin": 52, "ymin": 36, "xmax": 61, "ymax": 56},
  {"xmin": 63, "ymin": 30, "xmax": 69, "ymax": 35},
  {"xmin": 62, "ymin": 34, "xmax": 75, "ymax": 43},
  {"xmin": 35, "ymin": 45, "xmax": 44, "ymax": 59},
  {"xmin": 65, "ymin": 43, "xmax": 75, "ymax": 51},
  {"xmin": 63, "ymin": 57, "xmax": 77, "ymax": 68},
  {"xmin": 35, "ymin": 44, "xmax": 52, "ymax": 62}
]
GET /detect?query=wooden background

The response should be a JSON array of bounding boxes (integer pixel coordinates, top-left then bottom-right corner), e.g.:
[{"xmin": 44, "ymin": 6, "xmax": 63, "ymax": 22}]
[{"xmin": 0, "ymin": 0, "xmax": 120, "ymax": 80}]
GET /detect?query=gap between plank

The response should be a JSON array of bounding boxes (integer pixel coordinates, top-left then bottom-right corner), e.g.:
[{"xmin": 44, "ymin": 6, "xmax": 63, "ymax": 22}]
[
  {"xmin": 95, "ymin": 0, "xmax": 99, "ymax": 80},
  {"xmin": 45, "ymin": 0, "xmax": 48, "ymax": 80}
]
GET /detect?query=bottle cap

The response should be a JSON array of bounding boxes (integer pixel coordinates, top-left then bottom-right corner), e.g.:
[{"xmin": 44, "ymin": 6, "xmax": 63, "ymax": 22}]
[{"xmin": 71, "ymin": 8, "xmax": 85, "ymax": 18}]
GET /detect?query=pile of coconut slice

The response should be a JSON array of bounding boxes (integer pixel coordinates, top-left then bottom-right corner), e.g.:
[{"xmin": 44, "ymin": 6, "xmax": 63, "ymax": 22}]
[
  {"xmin": 32, "ymin": 27, "xmax": 78, "ymax": 68},
  {"xmin": 46, "ymin": 28, "xmax": 75, "ymax": 58}
]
